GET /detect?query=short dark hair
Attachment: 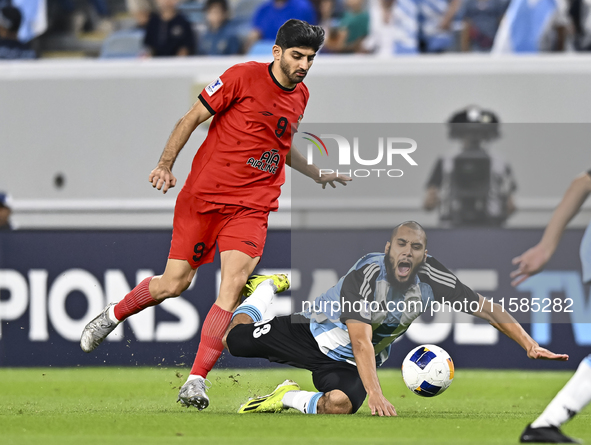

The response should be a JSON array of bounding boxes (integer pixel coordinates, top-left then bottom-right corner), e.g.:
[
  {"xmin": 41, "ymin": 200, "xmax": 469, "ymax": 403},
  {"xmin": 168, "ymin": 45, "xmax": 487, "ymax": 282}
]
[
  {"xmin": 0, "ymin": 6, "xmax": 21, "ymax": 34},
  {"xmin": 391, "ymin": 221, "xmax": 427, "ymax": 247},
  {"xmin": 205, "ymin": 0, "xmax": 228, "ymax": 13},
  {"xmin": 275, "ymin": 19, "xmax": 325, "ymax": 52}
]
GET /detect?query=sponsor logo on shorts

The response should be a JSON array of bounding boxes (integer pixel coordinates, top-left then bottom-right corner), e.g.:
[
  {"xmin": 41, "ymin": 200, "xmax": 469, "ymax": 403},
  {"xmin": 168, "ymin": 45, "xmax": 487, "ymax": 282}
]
[
  {"xmin": 246, "ymin": 149, "xmax": 280, "ymax": 174},
  {"xmin": 242, "ymin": 241, "xmax": 257, "ymax": 248},
  {"xmin": 205, "ymin": 78, "xmax": 223, "ymax": 96}
]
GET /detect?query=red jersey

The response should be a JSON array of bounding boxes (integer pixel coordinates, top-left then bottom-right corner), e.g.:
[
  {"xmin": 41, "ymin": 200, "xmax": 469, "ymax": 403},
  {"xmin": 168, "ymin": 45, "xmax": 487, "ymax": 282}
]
[{"xmin": 184, "ymin": 61, "xmax": 309, "ymax": 212}]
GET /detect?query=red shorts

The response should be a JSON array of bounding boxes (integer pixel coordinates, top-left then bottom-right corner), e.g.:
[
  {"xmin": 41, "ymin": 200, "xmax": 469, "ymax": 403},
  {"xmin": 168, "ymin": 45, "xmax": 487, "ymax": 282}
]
[{"xmin": 169, "ymin": 191, "xmax": 269, "ymax": 269}]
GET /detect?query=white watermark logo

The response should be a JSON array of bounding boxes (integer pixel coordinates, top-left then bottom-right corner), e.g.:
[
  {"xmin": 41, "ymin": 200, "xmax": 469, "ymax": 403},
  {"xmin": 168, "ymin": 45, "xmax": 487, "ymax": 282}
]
[
  {"xmin": 302, "ymin": 133, "xmax": 418, "ymax": 178},
  {"xmin": 301, "ymin": 297, "xmax": 508, "ymax": 318},
  {"xmin": 301, "ymin": 298, "xmax": 425, "ymax": 315}
]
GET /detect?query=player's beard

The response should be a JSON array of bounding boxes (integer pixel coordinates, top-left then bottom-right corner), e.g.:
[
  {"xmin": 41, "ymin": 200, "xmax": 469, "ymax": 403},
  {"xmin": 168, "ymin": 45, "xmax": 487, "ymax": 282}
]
[
  {"xmin": 279, "ymin": 56, "xmax": 307, "ymax": 84},
  {"xmin": 384, "ymin": 247, "xmax": 419, "ymax": 293}
]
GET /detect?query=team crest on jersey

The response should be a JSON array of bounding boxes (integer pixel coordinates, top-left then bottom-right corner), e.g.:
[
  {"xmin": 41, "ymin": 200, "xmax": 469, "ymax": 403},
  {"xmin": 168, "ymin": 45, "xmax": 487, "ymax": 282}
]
[
  {"xmin": 205, "ymin": 78, "xmax": 223, "ymax": 96},
  {"xmin": 247, "ymin": 149, "xmax": 280, "ymax": 174}
]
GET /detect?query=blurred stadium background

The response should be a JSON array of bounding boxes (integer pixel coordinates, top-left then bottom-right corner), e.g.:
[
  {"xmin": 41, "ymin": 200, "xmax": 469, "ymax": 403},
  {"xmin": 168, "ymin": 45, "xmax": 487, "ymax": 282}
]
[{"xmin": 0, "ymin": 0, "xmax": 590, "ymax": 441}]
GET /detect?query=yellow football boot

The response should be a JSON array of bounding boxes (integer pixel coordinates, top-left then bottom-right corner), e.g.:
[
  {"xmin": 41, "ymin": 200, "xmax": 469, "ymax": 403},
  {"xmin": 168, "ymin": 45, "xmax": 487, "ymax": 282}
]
[
  {"xmin": 237, "ymin": 380, "xmax": 300, "ymax": 413},
  {"xmin": 242, "ymin": 274, "xmax": 290, "ymax": 298}
]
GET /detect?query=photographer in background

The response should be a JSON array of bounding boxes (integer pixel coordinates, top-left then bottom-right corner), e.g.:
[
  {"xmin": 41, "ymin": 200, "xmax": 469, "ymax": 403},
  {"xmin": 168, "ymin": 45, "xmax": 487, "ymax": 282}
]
[
  {"xmin": 0, "ymin": 192, "xmax": 13, "ymax": 231},
  {"xmin": 424, "ymin": 106, "xmax": 516, "ymax": 227}
]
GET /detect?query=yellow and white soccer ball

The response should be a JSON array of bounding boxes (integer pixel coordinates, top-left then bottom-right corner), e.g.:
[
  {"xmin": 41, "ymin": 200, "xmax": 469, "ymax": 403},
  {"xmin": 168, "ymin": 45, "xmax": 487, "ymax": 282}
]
[{"xmin": 401, "ymin": 344, "xmax": 454, "ymax": 397}]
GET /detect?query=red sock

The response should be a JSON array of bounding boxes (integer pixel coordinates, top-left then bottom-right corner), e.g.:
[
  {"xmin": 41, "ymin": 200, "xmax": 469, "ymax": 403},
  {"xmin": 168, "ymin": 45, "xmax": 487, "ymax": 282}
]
[
  {"xmin": 190, "ymin": 304, "xmax": 233, "ymax": 378},
  {"xmin": 114, "ymin": 277, "xmax": 159, "ymax": 321}
]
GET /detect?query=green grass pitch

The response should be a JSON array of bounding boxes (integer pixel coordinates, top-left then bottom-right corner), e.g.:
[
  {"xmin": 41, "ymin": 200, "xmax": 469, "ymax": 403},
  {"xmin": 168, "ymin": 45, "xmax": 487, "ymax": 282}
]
[{"xmin": 0, "ymin": 367, "xmax": 589, "ymax": 445}]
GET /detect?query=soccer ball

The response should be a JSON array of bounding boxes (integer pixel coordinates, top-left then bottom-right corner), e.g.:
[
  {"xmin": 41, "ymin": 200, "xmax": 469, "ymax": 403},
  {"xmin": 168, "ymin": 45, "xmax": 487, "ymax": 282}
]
[{"xmin": 401, "ymin": 344, "xmax": 454, "ymax": 397}]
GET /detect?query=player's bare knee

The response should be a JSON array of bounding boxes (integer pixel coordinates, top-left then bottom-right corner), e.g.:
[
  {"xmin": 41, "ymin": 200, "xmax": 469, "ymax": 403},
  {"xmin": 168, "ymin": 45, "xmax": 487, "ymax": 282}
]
[
  {"xmin": 218, "ymin": 275, "xmax": 250, "ymax": 308},
  {"xmin": 317, "ymin": 390, "xmax": 353, "ymax": 415},
  {"xmin": 162, "ymin": 284, "xmax": 182, "ymax": 299},
  {"xmin": 225, "ymin": 272, "xmax": 250, "ymax": 293},
  {"xmin": 153, "ymin": 279, "xmax": 189, "ymax": 301}
]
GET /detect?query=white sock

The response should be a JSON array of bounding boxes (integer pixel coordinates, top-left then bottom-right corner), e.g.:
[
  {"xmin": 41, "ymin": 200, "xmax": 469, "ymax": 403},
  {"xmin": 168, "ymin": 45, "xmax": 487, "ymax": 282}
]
[
  {"xmin": 108, "ymin": 304, "xmax": 120, "ymax": 324},
  {"xmin": 531, "ymin": 356, "xmax": 591, "ymax": 428},
  {"xmin": 186, "ymin": 375, "xmax": 204, "ymax": 383},
  {"xmin": 233, "ymin": 279, "xmax": 276, "ymax": 322},
  {"xmin": 282, "ymin": 390, "xmax": 324, "ymax": 414}
]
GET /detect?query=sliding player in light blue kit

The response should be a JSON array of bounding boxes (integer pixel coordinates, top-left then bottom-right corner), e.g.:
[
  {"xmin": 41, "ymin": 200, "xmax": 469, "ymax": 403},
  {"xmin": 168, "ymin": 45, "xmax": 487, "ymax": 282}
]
[{"xmin": 224, "ymin": 221, "xmax": 567, "ymax": 416}]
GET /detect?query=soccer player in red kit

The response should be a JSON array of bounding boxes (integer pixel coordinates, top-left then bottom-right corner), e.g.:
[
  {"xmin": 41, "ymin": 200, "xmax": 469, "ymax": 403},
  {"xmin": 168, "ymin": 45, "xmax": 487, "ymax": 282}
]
[{"xmin": 80, "ymin": 19, "xmax": 350, "ymax": 411}]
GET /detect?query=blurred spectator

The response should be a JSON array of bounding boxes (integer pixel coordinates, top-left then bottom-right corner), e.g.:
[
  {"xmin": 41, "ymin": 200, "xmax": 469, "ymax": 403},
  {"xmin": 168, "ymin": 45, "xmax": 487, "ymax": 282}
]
[
  {"xmin": 362, "ymin": 0, "xmax": 399, "ymax": 55},
  {"xmin": 460, "ymin": 0, "xmax": 509, "ymax": 52},
  {"xmin": 325, "ymin": 0, "xmax": 369, "ymax": 52},
  {"xmin": 55, "ymin": 0, "xmax": 114, "ymax": 34},
  {"xmin": 127, "ymin": 0, "xmax": 155, "ymax": 28},
  {"xmin": 199, "ymin": 0, "xmax": 241, "ymax": 55},
  {"xmin": 363, "ymin": 0, "xmax": 460, "ymax": 54},
  {"xmin": 144, "ymin": 0, "xmax": 196, "ymax": 56},
  {"xmin": 418, "ymin": 0, "xmax": 462, "ymax": 52},
  {"xmin": 491, "ymin": 0, "xmax": 570, "ymax": 52},
  {"xmin": 424, "ymin": 106, "xmax": 517, "ymax": 227},
  {"xmin": 365, "ymin": 0, "xmax": 458, "ymax": 55},
  {"xmin": 315, "ymin": 0, "xmax": 341, "ymax": 52},
  {"xmin": 0, "ymin": 192, "xmax": 13, "ymax": 230},
  {"xmin": 339, "ymin": 0, "xmax": 369, "ymax": 51},
  {"xmin": 540, "ymin": 0, "xmax": 571, "ymax": 51},
  {"xmin": 10, "ymin": 0, "xmax": 47, "ymax": 42},
  {"xmin": 570, "ymin": 0, "xmax": 591, "ymax": 50},
  {"xmin": 317, "ymin": 0, "xmax": 338, "ymax": 29},
  {"xmin": 247, "ymin": 0, "xmax": 317, "ymax": 49},
  {"xmin": 0, "ymin": 5, "xmax": 37, "ymax": 59}
]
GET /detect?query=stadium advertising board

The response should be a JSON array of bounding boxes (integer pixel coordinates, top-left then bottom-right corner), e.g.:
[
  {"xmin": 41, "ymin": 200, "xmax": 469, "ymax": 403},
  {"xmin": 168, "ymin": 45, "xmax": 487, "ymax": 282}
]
[{"xmin": 0, "ymin": 229, "xmax": 589, "ymax": 369}]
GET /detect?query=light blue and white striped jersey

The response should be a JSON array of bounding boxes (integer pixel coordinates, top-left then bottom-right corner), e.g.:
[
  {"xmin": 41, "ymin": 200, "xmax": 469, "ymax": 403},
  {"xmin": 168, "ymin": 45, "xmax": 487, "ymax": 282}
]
[{"xmin": 301, "ymin": 253, "xmax": 479, "ymax": 367}]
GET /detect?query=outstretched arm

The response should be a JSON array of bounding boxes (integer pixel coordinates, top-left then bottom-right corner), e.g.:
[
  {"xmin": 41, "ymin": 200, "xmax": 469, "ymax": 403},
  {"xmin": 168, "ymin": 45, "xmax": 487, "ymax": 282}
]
[
  {"xmin": 472, "ymin": 294, "xmax": 569, "ymax": 361},
  {"xmin": 347, "ymin": 320, "xmax": 397, "ymax": 417},
  {"xmin": 510, "ymin": 172, "xmax": 591, "ymax": 286},
  {"xmin": 286, "ymin": 144, "xmax": 352, "ymax": 189},
  {"xmin": 149, "ymin": 100, "xmax": 213, "ymax": 193}
]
